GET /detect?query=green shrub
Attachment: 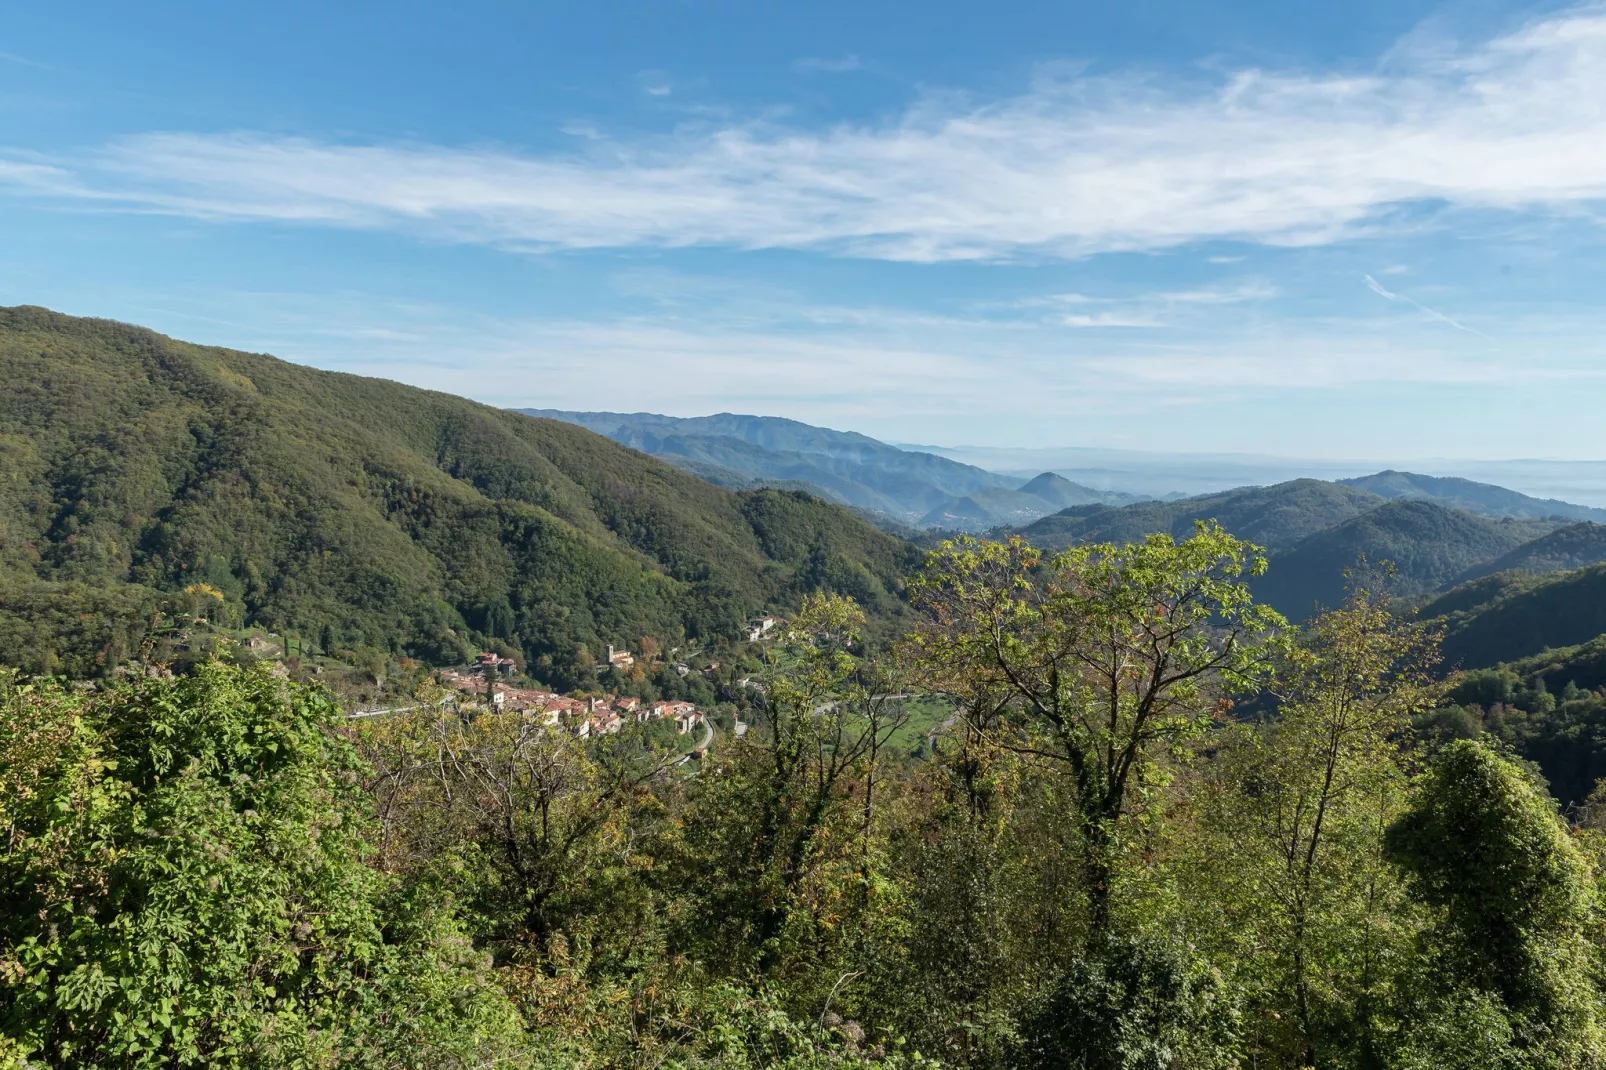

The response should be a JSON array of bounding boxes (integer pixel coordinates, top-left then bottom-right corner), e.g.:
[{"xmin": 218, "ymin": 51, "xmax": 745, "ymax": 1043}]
[{"xmin": 0, "ymin": 661, "xmax": 528, "ymax": 1068}]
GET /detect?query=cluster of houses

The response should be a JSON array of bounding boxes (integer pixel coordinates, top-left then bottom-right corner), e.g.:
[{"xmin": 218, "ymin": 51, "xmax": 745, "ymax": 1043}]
[{"xmin": 437, "ymin": 652, "xmax": 704, "ymax": 740}]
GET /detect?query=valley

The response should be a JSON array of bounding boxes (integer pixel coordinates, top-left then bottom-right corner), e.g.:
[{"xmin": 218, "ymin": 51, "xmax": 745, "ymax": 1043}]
[{"xmin": 7, "ymin": 307, "xmax": 1606, "ymax": 1067}]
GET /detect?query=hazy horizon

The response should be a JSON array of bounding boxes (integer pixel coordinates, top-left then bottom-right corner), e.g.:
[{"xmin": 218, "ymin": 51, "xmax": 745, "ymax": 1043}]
[{"xmin": 525, "ymin": 404, "xmax": 1606, "ymax": 507}]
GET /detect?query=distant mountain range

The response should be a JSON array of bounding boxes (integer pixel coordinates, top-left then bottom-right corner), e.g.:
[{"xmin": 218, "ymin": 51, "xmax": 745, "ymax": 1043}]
[
  {"xmin": 1012, "ymin": 479, "xmax": 1603, "ymax": 622},
  {"xmin": 903, "ymin": 443, "xmax": 1606, "ymax": 508},
  {"xmin": 531, "ymin": 411, "xmax": 1606, "ymax": 541},
  {"xmin": 916, "ymin": 472, "xmax": 1129, "ymax": 529},
  {"xmin": 522, "ymin": 410, "xmax": 1140, "ymax": 529},
  {"xmin": 1337, "ymin": 471, "xmax": 1606, "ymax": 523},
  {"xmin": 521, "ymin": 410, "xmax": 1606, "ymax": 631}
]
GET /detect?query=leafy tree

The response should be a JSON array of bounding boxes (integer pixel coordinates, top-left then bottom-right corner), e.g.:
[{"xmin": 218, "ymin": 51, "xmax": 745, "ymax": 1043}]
[
  {"xmin": 672, "ymin": 595, "xmax": 908, "ymax": 1000},
  {"xmin": 904, "ymin": 525, "xmax": 1286, "ymax": 940},
  {"xmin": 1015, "ymin": 934, "xmax": 1240, "ymax": 1070},
  {"xmin": 359, "ymin": 701, "xmax": 673, "ymax": 960},
  {"xmin": 0, "ymin": 662, "xmax": 526, "ymax": 1068},
  {"xmin": 1385, "ymin": 739, "xmax": 1605, "ymax": 1066},
  {"xmin": 1182, "ymin": 581, "xmax": 1441, "ymax": 1066},
  {"xmin": 182, "ymin": 581, "xmax": 226, "ymax": 623}
]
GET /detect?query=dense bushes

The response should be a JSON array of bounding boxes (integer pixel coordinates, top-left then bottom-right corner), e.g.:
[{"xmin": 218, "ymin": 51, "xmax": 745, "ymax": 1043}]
[
  {"xmin": 5, "ymin": 527, "xmax": 1606, "ymax": 1067},
  {"xmin": 0, "ymin": 663, "xmax": 527, "ymax": 1068}
]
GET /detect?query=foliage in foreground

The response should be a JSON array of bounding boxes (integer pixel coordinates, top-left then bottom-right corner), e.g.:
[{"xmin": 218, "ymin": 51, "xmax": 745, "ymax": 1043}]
[
  {"xmin": 0, "ymin": 663, "xmax": 527, "ymax": 1068},
  {"xmin": 4, "ymin": 525, "xmax": 1606, "ymax": 1069}
]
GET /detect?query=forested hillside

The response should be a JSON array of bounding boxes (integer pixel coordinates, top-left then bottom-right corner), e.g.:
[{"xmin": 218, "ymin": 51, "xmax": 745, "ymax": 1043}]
[
  {"xmin": 1018, "ymin": 478, "xmax": 1385, "ymax": 552},
  {"xmin": 1457, "ymin": 521, "xmax": 1606, "ymax": 581},
  {"xmin": 1251, "ymin": 500, "xmax": 1560, "ymax": 620},
  {"xmin": 0, "ymin": 307, "xmax": 917, "ymax": 680},
  {"xmin": 1426, "ymin": 563, "xmax": 1606, "ymax": 670},
  {"xmin": 1425, "ymin": 623, "xmax": 1606, "ymax": 806}
]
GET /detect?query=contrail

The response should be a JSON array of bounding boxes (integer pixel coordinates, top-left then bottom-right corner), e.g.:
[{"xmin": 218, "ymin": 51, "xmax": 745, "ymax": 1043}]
[{"xmin": 1364, "ymin": 274, "xmax": 1489, "ymax": 338}]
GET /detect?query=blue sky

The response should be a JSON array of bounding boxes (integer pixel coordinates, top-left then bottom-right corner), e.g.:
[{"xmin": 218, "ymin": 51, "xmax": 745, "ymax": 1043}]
[{"xmin": 3, "ymin": 0, "xmax": 1605, "ymax": 459}]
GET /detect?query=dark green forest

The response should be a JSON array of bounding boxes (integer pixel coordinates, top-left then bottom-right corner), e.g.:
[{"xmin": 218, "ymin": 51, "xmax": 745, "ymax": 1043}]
[
  {"xmin": 0, "ymin": 307, "xmax": 916, "ymax": 685},
  {"xmin": 1251, "ymin": 500, "xmax": 1560, "ymax": 620}
]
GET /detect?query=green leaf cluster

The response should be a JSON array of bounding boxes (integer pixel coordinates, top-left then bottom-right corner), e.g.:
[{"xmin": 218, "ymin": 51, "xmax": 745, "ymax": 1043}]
[{"xmin": 0, "ymin": 662, "xmax": 528, "ymax": 1068}]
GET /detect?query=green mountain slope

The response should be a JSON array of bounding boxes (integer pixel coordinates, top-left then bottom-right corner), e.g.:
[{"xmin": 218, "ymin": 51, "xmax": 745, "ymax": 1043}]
[
  {"xmin": 1423, "ymin": 563, "xmax": 1606, "ymax": 670},
  {"xmin": 1339, "ymin": 470, "xmax": 1606, "ymax": 522},
  {"xmin": 0, "ymin": 307, "xmax": 918, "ymax": 680},
  {"xmin": 1456, "ymin": 521, "xmax": 1606, "ymax": 582},
  {"xmin": 1254, "ymin": 500, "xmax": 1559, "ymax": 621},
  {"xmin": 1428, "ymin": 633, "xmax": 1606, "ymax": 806},
  {"xmin": 1018, "ymin": 479, "xmax": 1386, "ymax": 553},
  {"xmin": 524, "ymin": 409, "xmax": 1012, "ymax": 522}
]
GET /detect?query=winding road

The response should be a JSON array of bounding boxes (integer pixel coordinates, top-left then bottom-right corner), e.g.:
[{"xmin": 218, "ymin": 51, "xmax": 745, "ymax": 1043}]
[{"xmin": 672, "ymin": 714, "xmax": 714, "ymax": 767}]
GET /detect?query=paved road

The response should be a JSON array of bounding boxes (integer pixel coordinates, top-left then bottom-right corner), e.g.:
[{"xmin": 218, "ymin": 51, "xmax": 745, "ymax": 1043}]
[
  {"xmin": 672, "ymin": 714, "xmax": 714, "ymax": 767},
  {"xmin": 346, "ymin": 695, "xmax": 456, "ymax": 720}
]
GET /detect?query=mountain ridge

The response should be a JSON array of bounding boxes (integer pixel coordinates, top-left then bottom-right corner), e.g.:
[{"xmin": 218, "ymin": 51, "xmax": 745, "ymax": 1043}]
[
  {"xmin": 523, "ymin": 408, "xmax": 1013, "ymax": 523},
  {"xmin": 0, "ymin": 307, "xmax": 917, "ymax": 682},
  {"xmin": 1251, "ymin": 500, "xmax": 1561, "ymax": 621},
  {"xmin": 1017, "ymin": 478, "xmax": 1387, "ymax": 554},
  {"xmin": 525, "ymin": 408, "xmax": 1138, "ymax": 529},
  {"xmin": 1339, "ymin": 470, "xmax": 1606, "ymax": 523},
  {"xmin": 1011, "ymin": 481, "xmax": 1579, "ymax": 623}
]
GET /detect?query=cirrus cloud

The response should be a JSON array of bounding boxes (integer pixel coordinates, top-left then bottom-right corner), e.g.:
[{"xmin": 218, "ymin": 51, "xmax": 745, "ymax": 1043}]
[{"xmin": 9, "ymin": 8, "xmax": 1606, "ymax": 260}]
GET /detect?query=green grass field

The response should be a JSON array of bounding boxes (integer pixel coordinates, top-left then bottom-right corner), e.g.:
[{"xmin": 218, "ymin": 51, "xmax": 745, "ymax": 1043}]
[{"xmin": 885, "ymin": 694, "xmax": 956, "ymax": 758}]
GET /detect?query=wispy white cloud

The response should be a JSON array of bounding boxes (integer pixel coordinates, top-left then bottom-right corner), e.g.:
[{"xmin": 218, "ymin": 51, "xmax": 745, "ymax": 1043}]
[
  {"xmin": 1004, "ymin": 280, "xmax": 1276, "ymax": 327},
  {"xmin": 0, "ymin": 52, "xmax": 53, "ymax": 71},
  {"xmin": 0, "ymin": 157, "xmax": 81, "ymax": 192},
  {"xmin": 162, "ymin": 282, "xmax": 1587, "ymax": 403},
  {"xmin": 1363, "ymin": 273, "xmax": 1487, "ymax": 336},
  {"xmin": 1059, "ymin": 312, "xmax": 1163, "ymax": 328},
  {"xmin": 636, "ymin": 69, "xmax": 674, "ymax": 96},
  {"xmin": 1152, "ymin": 281, "xmax": 1280, "ymax": 305},
  {"xmin": 9, "ymin": 7, "xmax": 1606, "ymax": 260}
]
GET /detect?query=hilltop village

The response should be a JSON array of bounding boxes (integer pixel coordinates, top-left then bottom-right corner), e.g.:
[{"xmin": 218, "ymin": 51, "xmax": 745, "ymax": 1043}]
[{"xmin": 434, "ymin": 644, "xmax": 746, "ymax": 741}]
